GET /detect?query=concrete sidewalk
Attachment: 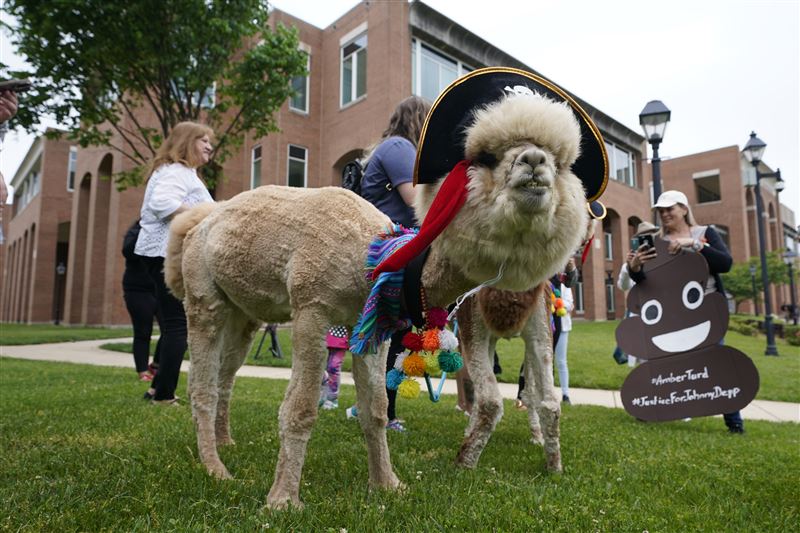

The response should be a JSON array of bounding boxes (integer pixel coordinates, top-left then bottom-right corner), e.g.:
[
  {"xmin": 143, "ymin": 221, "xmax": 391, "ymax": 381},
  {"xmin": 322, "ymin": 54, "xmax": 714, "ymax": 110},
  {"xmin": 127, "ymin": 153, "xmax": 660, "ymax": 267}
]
[{"xmin": 2, "ymin": 338, "xmax": 798, "ymax": 424}]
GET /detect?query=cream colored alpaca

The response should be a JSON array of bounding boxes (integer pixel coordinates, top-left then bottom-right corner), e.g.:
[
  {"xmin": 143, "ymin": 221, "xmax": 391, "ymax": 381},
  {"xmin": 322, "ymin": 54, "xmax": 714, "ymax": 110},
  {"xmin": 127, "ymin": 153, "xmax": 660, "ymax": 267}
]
[{"xmin": 166, "ymin": 93, "xmax": 587, "ymax": 509}]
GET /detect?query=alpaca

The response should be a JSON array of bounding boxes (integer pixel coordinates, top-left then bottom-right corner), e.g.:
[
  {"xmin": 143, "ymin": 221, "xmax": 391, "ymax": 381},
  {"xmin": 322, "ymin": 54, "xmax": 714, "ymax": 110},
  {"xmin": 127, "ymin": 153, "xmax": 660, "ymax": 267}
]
[
  {"xmin": 166, "ymin": 77, "xmax": 597, "ymax": 509},
  {"xmin": 454, "ymin": 214, "xmax": 597, "ymax": 472}
]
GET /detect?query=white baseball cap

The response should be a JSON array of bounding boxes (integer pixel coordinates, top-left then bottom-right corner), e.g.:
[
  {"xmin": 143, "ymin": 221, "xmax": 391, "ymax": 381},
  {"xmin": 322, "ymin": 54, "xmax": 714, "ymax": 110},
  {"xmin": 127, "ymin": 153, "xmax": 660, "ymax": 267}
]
[{"xmin": 653, "ymin": 190, "xmax": 689, "ymax": 209}]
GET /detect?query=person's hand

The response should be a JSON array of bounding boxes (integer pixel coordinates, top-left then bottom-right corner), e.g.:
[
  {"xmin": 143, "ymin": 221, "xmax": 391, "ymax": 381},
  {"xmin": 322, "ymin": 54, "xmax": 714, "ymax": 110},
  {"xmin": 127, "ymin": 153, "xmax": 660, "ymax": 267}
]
[
  {"xmin": 667, "ymin": 237, "xmax": 695, "ymax": 255},
  {"xmin": 565, "ymin": 257, "xmax": 576, "ymax": 272},
  {"xmin": 0, "ymin": 90, "xmax": 18, "ymax": 123},
  {"xmin": 628, "ymin": 244, "xmax": 657, "ymax": 272}
]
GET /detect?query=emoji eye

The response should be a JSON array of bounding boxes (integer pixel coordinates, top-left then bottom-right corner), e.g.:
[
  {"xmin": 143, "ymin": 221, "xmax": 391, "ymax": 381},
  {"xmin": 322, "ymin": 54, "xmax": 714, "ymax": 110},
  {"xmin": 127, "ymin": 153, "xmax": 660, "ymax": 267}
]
[
  {"xmin": 682, "ymin": 281, "xmax": 704, "ymax": 310},
  {"xmin": 641, "ymin": 299, "xmax": 662, "ymax": 325}
]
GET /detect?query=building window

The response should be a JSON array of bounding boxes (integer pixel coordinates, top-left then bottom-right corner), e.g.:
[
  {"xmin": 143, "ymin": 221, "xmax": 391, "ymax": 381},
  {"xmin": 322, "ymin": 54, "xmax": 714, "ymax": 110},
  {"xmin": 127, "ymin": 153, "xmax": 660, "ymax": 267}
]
[
  {"xmin": 411, "ymin": 39, "xmax": 472, "ymax": 101},
  {"xmin": 290, "ymin": 50, "xmax": 310, "ymax": 113},
  {"xmin": 67, "ymin": 146, "xmax": 77, "ymax": 191},
  {"xmin": 341, "ymin": 32, "xmax": 367, "ymax": 107},
  {"xmin": 606, "ymin": 276, "xmax": 616, "ymax": 314},
  {"xmin": 251, "ymin": 145, "xmax": 262, "ymax": 189},
  {"xmin": 287, "ymin": 145, "xmax": 307, "ymax": 188},
  {"xmin": 694, "ymin": 171, "xmax": 721, "ymax": 203},
  {"xmin": 605, "ymin": 141, "xmax": 636, "ymax": 188},
  {"xmin": 604, "ymin": 232, "xmax": 613, "ymax": 261},
  {"xmin": 574, "ymin": 280, "xmax": 584, "ymax": 314}
]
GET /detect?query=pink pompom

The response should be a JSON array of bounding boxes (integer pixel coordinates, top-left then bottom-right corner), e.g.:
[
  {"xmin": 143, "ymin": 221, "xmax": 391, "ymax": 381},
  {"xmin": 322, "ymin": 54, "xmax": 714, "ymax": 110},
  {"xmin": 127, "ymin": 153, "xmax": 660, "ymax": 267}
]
[{"xmin": 427, "ymin": 307, "xmax": 449, "ymax": 329}]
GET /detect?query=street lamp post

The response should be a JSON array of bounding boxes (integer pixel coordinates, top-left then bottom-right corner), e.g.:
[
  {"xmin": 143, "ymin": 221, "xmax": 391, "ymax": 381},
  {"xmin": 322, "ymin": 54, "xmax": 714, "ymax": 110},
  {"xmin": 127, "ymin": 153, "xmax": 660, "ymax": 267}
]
[
  {"xmin": 784, "ymin": 250, "xmax": 798, "ymax": 326},
  {"xmin": 639, "ymin": 100, "xmax": 671, "ymax": 223},
  {"xmin": 742, "ymin": 131, "xmax": 778, "ymax": 356},
  {"xmin": 749, "ymin": 264, "xmax": 760, "ymax": 316}
]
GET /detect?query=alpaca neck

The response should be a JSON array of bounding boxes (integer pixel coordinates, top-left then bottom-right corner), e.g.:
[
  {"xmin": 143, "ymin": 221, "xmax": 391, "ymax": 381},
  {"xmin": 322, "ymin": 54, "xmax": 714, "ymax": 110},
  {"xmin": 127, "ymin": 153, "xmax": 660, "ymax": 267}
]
[{"xmin": 420, "ymin": 241, "xmax": 487, "ymax": 309}]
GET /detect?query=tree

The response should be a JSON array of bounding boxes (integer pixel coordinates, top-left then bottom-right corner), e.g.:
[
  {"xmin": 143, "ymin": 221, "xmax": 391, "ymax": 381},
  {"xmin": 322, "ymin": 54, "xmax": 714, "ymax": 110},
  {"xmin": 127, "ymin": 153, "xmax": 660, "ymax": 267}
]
[
  {"xmin": 722, "ymin": 251, "xmax": 791, "ymax": 313},
  {"xmin": 3, "ymin": 0, "xmax": 307, "ymax": 188}
]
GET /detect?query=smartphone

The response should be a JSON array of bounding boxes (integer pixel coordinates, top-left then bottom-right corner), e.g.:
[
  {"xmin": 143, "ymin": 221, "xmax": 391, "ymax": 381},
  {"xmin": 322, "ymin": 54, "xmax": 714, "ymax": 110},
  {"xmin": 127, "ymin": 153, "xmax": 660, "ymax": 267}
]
[
  {"xmin": 0, "ymin": 78, "xmax": 32, "ymax": 93},
  {"xmin": 639, "ymin": 234, "xmax": 654, "ymax": 250}
]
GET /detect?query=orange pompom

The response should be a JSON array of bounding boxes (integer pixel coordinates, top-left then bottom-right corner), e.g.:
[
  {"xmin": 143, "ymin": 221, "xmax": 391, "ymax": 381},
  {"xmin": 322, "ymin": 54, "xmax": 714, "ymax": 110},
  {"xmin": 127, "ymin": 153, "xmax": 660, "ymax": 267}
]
[
  {"xmin": 555, "ymin": 297, "xmax": 563, "ymax": 308},
  {"xmin": 422, "ymin": 329, "xmax": 440, "ymax": 352},
  {"xmin": 403, "ymin": 353, "xmax": 427, "ymax": 377}
]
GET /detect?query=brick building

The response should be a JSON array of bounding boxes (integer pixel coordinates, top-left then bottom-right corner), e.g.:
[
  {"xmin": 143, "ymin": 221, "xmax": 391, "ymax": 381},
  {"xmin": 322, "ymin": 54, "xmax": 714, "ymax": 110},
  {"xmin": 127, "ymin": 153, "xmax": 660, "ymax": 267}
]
[
  {"xmin": 10, "ymin": 0, "xmax": 766, "ymax": 325},
  {"xmin": 2, "ymin": 132, "xmax": 74, "ymax": 323}
]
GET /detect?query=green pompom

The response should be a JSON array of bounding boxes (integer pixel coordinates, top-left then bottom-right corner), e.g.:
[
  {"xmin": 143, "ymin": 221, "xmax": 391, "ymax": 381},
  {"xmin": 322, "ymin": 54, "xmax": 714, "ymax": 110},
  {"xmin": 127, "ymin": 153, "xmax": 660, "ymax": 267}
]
[
  {"xmin": 438, "ymin": 350, "xmax": 463, "ymax": 373},
  {"xmin": 424, "ymin": 352, "xmax": 441, "ymax": 374}
]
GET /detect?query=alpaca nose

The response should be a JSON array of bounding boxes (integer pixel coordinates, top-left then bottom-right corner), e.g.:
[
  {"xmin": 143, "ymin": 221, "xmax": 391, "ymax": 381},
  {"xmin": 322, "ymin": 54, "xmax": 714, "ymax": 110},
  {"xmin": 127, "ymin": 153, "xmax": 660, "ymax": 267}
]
[{"xmin": 517, "ymin": 147, "xmax": 547, "ymax": 169}]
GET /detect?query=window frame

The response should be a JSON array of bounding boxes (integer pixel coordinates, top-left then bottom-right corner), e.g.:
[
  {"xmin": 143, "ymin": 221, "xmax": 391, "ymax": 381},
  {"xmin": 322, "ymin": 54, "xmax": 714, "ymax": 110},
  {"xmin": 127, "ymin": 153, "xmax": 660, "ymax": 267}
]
[
  {"xmin": 289, "ymin": 46, "xmax": 310, "ymax": 114},
  {"xmin": 340, "ymin": 31, "xmax": 367, "ymax": 108},
  {"xmin": 250, "ymin": 145, "xmax": 262, "ymax": 189},
  {"xmin": 67, "ymin": 146, "xmax": 77, "ymax": 192},
  {"xmin": 411, "ymin": 38, "xmax": 473, "ymax": 100},
  {"xmin": 605, "ymin": 140, "xmax": 637, "ymax": 188},
  {"xmin": 286, "ymin": 144, "xmax": 308, "ymax": 188},
  {"xmin": 604, "ymin": 231, "xmax": 614, "ymax": 261}
]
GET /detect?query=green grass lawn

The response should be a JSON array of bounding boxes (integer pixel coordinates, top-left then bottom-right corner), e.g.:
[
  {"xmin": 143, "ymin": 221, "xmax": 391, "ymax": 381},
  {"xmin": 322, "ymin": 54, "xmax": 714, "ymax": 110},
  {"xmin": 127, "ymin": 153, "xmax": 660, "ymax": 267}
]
[
  {"xmin": 99, "ymin": 320, "xmax": 800, "ymax": 403},
  {"xmin": 0, "ymin": 323, "xmax": 133, "ymax": 345},
  {"xmin": 0, "ymin": 358, "xmax": 797, "ymax": 531}
]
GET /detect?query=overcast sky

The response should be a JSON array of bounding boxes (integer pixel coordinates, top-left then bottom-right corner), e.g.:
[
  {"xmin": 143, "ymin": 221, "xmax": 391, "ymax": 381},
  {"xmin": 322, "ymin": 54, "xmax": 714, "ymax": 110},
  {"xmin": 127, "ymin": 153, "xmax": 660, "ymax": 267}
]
[{"xmin": 2, "ymin": 0, "xmax": 798, "ymax": 218}]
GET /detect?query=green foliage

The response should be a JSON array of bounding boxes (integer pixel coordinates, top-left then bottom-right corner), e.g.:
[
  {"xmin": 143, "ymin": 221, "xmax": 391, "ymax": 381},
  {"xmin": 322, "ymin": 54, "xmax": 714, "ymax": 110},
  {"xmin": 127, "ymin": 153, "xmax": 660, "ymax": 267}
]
[
  {"xmin": 786, "ymin": 325, "xmax": 800, "ymax": 347},
  {"xmin": 722, "ymin": 252, "xmax": 795, "ymax": 312},
  {"xmin": 3, "ymin": 0, "xmax": 307, "ymax": 188},
  {"xmin": 1, "ymin": 359, "xmax": 798, "ymax": 531}
]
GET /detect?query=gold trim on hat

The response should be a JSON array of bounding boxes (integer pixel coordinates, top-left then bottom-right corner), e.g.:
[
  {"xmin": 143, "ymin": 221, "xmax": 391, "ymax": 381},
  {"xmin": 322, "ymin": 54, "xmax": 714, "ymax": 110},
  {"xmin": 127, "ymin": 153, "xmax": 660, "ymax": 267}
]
[{"xmin": 413, "ymin": 66, "xmax": 609, "ymax": 201}]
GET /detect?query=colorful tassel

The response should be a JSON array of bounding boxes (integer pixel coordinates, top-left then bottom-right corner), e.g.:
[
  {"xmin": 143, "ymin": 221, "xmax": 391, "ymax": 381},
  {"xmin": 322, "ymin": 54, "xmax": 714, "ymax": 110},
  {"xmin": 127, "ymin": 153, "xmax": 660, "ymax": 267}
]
[{"xmin": 403, "ymin": 353, "xmax": 427, "ymax": 377}]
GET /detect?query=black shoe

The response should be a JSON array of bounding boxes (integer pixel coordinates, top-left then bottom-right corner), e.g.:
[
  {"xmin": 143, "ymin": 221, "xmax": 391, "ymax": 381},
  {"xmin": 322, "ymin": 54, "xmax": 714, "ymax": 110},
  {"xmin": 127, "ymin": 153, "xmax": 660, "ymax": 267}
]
[
  {"xmin": 143, "ymin": 390, "xmax": 155, "ymax": 401},
  {"xmin": 728, "ymin": 425, "xmax": 745, "ymax": 434},
  {"xmin": 612, "ymin": 349, "xmax": 628, "ymax": 365},
  {"xmin": 562, "ymin": 395, "xmax": 571, "ymax": 405}
]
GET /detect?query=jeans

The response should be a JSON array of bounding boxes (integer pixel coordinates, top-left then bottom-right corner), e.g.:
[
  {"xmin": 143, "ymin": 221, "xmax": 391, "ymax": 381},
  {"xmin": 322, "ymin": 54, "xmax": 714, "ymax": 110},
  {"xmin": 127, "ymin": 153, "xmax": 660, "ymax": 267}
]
[
  {"xmin": 555, "ymin": 331, "xmax": 569, "ymax": 397},
  {"xmin": 123, "ymin": 289, "xmax": 162, "ymax": 373},
  {"xmin": 142, "ymin": 256, "xmax": 187, "ymax": 401}
]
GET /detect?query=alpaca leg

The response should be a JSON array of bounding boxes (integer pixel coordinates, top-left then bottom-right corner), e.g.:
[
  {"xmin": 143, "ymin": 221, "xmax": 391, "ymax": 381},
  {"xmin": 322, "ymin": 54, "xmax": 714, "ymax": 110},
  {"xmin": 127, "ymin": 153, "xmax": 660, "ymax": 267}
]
[
  {"xmin": 185, "ymin": 300, "xmax": 229, "ymax": 480},
  {"xmin": 456, "ymin": 299, "xmax": 504, "ymax": 468},
  {"xmin": 352, "ymin": 342, "xmax": 403, "ymax": 491},
  {"xmin": 266, "ymin": 308, "xmax": 327, "ymax": 510},
  {"xmin": 215, "ymin": 314, "xmax": 260, "ymax": 446},
  {"xmin": 522, "ymin": 352, "xmax": 544, "ymax": 445},
  {"xmin": 524, "ymin": 298, "xmax": 562, "ymax": 472}
]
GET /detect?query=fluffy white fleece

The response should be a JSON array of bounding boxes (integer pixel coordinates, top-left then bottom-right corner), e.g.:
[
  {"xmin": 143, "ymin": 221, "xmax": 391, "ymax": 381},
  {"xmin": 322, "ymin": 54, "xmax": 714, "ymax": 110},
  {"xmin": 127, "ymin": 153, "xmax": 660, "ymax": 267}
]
[{"xmin": 464, "ymin": 94, "xmax": 581, "ymax": 170}]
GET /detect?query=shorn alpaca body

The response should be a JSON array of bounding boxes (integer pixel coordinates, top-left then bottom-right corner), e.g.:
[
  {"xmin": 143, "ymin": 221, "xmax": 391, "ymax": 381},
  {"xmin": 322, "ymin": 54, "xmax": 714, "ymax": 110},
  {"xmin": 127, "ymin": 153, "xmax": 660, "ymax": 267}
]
[{"xmin": 167, "ymin": 71, "xmax": 598, "ymax": 509}]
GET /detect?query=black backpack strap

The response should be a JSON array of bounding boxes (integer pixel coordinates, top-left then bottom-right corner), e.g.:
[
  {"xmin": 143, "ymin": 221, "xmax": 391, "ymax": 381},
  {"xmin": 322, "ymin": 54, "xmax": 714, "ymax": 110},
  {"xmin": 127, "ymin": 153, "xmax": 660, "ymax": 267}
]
[{"xmin": 401, "ymin": 246, "xmax": 431, "ymax": 328}]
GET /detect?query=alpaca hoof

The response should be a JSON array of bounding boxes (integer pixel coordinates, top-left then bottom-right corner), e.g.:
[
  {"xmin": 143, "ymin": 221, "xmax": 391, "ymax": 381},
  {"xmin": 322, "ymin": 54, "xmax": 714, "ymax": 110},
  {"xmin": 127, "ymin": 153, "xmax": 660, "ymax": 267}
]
[
  {"xmin": 530, "ymin": 430, "xmax": 544, "ymax": 446},
  {"xmin": 546, "ymin": 453, "xmax": 562, "ymax": 473},
  {"xmin": 455, "ymin": 449, "xmax": 479, "ymax": 469},
  {"xmin": 265, "ymin": 494, "xmax": 304, "ymax": 511},
  {"xmin": 369, "ymin": 473, "xmax": 404, "ymax": 492},
  {"xmin": 206, "ymin": 462, "xmax": 232, "ymax": 480}
]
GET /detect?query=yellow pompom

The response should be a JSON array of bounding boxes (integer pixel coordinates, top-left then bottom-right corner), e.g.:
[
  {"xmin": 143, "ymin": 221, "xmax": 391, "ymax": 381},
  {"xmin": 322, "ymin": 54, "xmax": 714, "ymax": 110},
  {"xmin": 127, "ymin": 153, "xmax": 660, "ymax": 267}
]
[
  {"xmin": 557, "ymin": 307, "xmax": 567, "ymax": 317},
  {"xmin": 424, "ymin": 353, "xmax": 441, "ymax": 374},
  {"xmin": 398, "ymin": 378, "xmax": 420, "ymax": 398},
  {"xmin": 403, "ymin": 353, "xmax": 427, "ymax": 377}
]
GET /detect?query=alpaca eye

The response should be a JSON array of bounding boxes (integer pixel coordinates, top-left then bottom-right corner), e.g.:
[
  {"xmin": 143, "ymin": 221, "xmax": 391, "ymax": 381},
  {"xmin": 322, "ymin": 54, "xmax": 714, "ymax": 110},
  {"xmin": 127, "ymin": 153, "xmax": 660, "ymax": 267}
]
[
  {"xmin": 475, "ymin": 151, "xmax": 498, "ymax": 168},
  {"xmin": 682, "ymin": 281, "xmax": 704, "ymax": 310},
  {"xmin": 641, "ymin": 299, "xmax": 662, "ymax": 325}
]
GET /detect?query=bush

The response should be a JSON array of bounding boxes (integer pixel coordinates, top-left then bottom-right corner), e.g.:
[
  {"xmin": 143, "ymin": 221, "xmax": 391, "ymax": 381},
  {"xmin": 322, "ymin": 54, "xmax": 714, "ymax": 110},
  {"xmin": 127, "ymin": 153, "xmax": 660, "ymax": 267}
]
[
  {"xmin": 785, "ymin": 325, "xmax": 800, "ymax": 346},
  {"xmin": 729, "ymin": 321, "xmax": 758, "ymax": 337}
]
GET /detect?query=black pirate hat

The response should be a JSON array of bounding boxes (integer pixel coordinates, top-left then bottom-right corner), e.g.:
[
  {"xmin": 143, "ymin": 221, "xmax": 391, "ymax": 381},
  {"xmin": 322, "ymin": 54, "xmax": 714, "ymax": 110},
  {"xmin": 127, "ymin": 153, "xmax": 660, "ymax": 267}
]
[{"xmin": 413, "ymin": 67, "xmax": 608, "ymax": 201}]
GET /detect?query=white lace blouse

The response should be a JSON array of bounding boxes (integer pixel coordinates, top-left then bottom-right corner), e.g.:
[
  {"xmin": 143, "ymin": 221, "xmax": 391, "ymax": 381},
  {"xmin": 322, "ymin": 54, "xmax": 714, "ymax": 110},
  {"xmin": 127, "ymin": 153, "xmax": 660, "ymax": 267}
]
[{"xmin": 134, "ymin": 163, "xmax": 213, "ymax": 258}]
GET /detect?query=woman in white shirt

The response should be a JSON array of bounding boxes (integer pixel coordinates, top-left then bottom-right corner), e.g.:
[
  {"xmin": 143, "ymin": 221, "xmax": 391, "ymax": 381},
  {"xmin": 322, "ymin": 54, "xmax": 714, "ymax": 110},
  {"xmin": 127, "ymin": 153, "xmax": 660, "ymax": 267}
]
[
  {"xmin": 554, "ymin": 282, "xmax": 574, "ymax": 404},
  {"xmin": 136, "ymin": 121, "xmax": 214, "ymax": 404}
]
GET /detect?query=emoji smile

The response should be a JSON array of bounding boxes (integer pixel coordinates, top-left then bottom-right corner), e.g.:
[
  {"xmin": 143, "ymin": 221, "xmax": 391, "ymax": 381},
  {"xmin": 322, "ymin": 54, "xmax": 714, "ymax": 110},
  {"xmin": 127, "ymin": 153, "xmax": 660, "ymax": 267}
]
[{"xmin": 651, "ymin": 321, "xmax": 711, "ymax": 353}]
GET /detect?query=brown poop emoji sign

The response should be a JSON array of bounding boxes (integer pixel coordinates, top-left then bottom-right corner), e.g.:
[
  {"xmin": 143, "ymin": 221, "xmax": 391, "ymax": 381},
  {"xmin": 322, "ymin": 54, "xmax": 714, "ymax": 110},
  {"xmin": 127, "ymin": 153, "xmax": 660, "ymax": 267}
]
[{"xmin": 616, "ymin": 237, "xmax": 759, "ymax": 422}]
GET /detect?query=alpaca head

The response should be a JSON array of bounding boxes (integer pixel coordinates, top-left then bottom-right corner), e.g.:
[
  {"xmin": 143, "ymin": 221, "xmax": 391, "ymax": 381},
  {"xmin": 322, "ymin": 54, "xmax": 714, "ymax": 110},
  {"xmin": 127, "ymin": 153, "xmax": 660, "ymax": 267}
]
[{"xmin": 416, "ymin": 93, "xmax": 590, "ymax": 291}]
